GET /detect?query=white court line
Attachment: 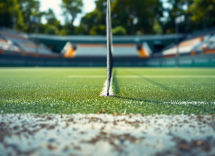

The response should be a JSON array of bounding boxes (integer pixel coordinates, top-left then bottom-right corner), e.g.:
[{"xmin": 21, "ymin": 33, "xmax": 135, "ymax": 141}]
[
  {"xmin": 1, "ymin": 114, "xmax": 215, "ymax": 156},
  {"xmin": 68, "ymin": 75, "xmax": 106, "ymax": 78},
  {"xmin": 116, "ymin": 75, "xmax": 215, "ymax": 78},
  {"xmin": 100, "ymin": 79, "xmax": 114, "ymax": 97},
  {"xmin": 163, "ymin": 101, "xmax": 215, "ymax": 105},
  {"xmin": 68, "ymin": 75, "xmax": 215, "ymax": 78}
]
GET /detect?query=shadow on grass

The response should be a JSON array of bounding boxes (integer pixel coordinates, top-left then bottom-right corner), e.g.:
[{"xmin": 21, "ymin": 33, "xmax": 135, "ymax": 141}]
[
  {"xmin": 126, "ymin": 70, "xmax": 172, "ymax": 91},
  {"xmin": 112, "ymin": 70, "xmax": 120, "ymax": 94},
  {"xmin": 137, "ymin": 75, "xmax": 171, "ymax": 91},
  {"xmin": 113, "ymin": 70, "xmax": 163, "ymax": 104},
  {"xmin": 112, "ymin": 69, "xmax": 179, "ymax": 104},
  {"xmin": 111, "ymin": 70, "xmax": 207, "ymax": 113}
]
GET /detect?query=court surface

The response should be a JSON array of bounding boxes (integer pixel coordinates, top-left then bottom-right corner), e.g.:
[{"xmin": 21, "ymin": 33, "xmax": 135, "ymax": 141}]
[
  {"xmin": 0, "ymin": 67, "xmax": 215, "ymax": 115},
  {"xmin": 1, "ymin": 67, "xmax": 215, "ymax": 155}
]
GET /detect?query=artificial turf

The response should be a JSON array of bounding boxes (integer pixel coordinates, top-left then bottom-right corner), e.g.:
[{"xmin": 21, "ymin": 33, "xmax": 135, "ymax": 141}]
[{"xmin": 0, "ymin": 67, "xmax": 215, "ymax": 115}]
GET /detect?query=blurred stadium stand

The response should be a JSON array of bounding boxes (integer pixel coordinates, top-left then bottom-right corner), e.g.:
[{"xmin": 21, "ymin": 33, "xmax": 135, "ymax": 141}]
[
  {"xmin": 0, "ymin": 35, "xmax": 20, "ymax": 52},
  {"xmin": 0, "ymin": 26, "xmax": 215, "ymax": 67},
  {"xmin": 0, "ymin": 27, "xmax": 56, "ymax": 57},
  {"xmin": 74, "ymin": 44, "xmax": 139, "ymax": 57},
  {"xmin": 29, "ymin": 34, "xmax": 180, "ymax": 56},
  {"xmin": 162, "ymin": 26, "xmax": 215, "ymax": 57}
]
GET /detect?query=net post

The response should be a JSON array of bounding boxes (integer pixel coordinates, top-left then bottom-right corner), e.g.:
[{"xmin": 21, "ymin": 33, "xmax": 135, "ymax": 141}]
[{"xmin": 106, "ymin": 0, "xmax": 113, "ymax": 96}]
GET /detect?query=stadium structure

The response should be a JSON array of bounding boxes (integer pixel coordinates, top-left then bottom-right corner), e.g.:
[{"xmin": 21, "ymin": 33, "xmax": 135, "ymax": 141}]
[{"xmin": 0, "ymin": 26, "xmax": 215, "ymax": 67}]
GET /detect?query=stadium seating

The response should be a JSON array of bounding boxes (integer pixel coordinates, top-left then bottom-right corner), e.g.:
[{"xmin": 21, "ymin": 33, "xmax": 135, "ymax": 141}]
[
  {"xmin": 29, "ymin": 33, "xmax": 179, "ymax": 58},
  {"xmin": 162, "ymin": 37, "xmax": 203, "ymax": 57},
  {"xmin": 61, "ymin": 42, "xmax": 77, "ymax": 58},
  {"xmin": 62, "ymin": 43, "xmax": 139, "ymax": 58},
  {"xmin": 1, "ymin": 26, "xmax": 215, "ymax": 60},
  {"xmin": 137, "ymin": 42, "xmax": 152, "ymax": 58},
  {"xmin": 75, "ymin": 44, "xmax": 106, "ymax": 57},
  {"xmin": 162, "ymin": 30, "xmax": 215, "ymax": 57},
  {"xmin": 113, "ymin": 44, "xmax": 139, "ymax": 57},
  {"xmin": 0, "ymin": 35, "xmax": 20, "ymax": 52},
  {"xmin": 0, "ymin": 27, "xmax": 55, "ymax": 57},
  {"xmin": 201, "ymin": 33, "xmax": 215, "ymax": 54}
]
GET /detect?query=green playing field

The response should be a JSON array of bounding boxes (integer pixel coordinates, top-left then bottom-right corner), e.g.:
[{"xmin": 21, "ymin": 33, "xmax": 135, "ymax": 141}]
[{"xmin": 0, "ymin": 67, "xmax": 215, "ymax": 115}]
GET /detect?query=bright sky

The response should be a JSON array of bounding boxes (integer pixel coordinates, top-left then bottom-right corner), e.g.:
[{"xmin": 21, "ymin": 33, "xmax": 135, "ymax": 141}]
[{"xmin": 39, "ymin": 0, "xmax": 96, "ymax": 26}]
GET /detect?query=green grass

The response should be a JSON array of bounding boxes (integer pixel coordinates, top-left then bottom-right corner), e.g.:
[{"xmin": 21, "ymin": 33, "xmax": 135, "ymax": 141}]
[{"xmin": 0, "ymin": 67, "xmax": 215, "ymax": 115}]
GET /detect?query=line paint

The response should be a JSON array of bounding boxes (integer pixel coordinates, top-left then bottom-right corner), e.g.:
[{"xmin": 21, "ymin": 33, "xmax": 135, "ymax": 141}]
[
  {"xmin": 68, "ymin": 75, "xmax": 106, "ymax": 78},
  {"xmin": 68, "ymin": 75, "xmax": 215, "ymax": 78},
  {"xmin": 163, "ymin": 101, "xmax": 215, "ymax": 105},
  {"xmin": 100, "ymin": 79, "xmax": 114, "ymax": 97}
]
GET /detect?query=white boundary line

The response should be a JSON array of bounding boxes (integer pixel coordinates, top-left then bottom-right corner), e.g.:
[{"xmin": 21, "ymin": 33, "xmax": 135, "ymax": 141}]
[
  {"xmin": 100, "ymin": 79, "xmax": 114, "ymax": 97},
  {"xmin": 163, "ymin": 101, "xmax": 215, "ymax": 105},
  {"xmin": 1, "ymin": 114, "xmax": 215, "ymax": 156},
  {"xmin": 68, "ymin": 75, "xmax": 106, "ymax": 78},
  {"xmin": 68, "ymin": 75, "xmax": 215, "ymax": 78}
]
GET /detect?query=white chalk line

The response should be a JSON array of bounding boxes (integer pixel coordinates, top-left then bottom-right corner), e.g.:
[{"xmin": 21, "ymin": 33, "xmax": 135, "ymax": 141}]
[
  {"xmin": 1, "ymin": 114, "xmax": 215, "ymax": 156},
  {"xmin": 100, "ymin": 79, "xmax": 115, "ymax": 97},
  {"xmin": 122, "ymin": 101, "xmax": 215, "ymax": 105},
  {"xmin": 68, "ymin": 75, "xmax": 106, "ymax": 78},
  {"xmin": 68, "ymin": 75, "xmax": 215, "ymax": 78},
  {"xmin": 163, "ymin": 101, "xmax": 215, "ymax": 105}
]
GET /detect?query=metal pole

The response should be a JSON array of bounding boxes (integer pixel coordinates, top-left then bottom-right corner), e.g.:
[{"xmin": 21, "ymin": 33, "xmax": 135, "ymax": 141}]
[
  {"xmin": 106, "ymin": 0, "xmax": 112, "ymax": 96},
  {"xmin": 176, "ymin": 22, "xmax": 179, "ymax": 67},
  {"xmin": 35, "ymin": 22, "xmax": 39, "ymax": 67}
]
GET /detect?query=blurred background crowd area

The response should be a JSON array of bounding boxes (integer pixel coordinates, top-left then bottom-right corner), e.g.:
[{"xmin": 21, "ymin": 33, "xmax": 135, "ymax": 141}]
[{"xmin": 1, "ymin": 0, "xmax": 215, "ymax": 36}]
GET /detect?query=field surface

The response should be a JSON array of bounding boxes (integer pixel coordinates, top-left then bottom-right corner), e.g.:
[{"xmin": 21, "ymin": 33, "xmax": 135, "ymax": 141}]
[
  {"xmin": 0, "ymin": 67, "xmax": 215, "ymax": 115},
  {"xmin": 1, "ymin": 67, "xmax": 215, "ymax": 156}
]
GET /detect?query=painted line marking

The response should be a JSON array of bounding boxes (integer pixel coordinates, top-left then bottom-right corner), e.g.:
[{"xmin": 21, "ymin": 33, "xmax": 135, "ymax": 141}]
[
  {"xmin": 100, "ymin": 79, "xmax": 114, "ymax": 97},
  {"xmin": 68, "ymin": 75, "xmax": 215, "ymax": 78},
  {"xmin": 163, "ymin": 101, "xmax": 215, "ymax": 105},
  {"xmin": 68, "ymin": 75, "xmax": 106, "ymax": 78}
]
